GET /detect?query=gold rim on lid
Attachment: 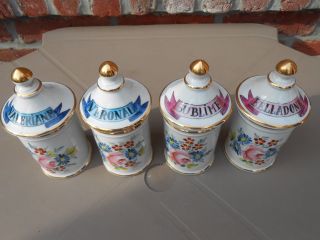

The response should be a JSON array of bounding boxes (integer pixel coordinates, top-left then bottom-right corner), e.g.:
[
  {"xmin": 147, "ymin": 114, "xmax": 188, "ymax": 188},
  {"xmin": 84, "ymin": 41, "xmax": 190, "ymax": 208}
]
[
  {"xmin": 99, "ymin": 61, "xmax": 118, "ymax": 77},
  {"xmin": 276, "ymin": 59, "xmax": 297, "ymax": 76},
  {"xmin": 11, "ymin": 67, "xmax": 33, "ymax": 83}
]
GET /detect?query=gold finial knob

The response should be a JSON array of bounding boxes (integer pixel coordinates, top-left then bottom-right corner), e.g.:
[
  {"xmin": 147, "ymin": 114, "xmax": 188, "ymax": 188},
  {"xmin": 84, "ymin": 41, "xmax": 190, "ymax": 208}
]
[
  {"xmin": 11, "ymin": 67, "xmax": 33, "ymax": 83},
  {"xmin": 276, "ymin": 59, "xmax": 297, "ymax": 76},
  {"xmin": 190, "ymin": 59, "xmax": 209, "ymax": 75},
  {"xmin": 99, "ymin": 61, "xmax": 118, "ymax": 77}
]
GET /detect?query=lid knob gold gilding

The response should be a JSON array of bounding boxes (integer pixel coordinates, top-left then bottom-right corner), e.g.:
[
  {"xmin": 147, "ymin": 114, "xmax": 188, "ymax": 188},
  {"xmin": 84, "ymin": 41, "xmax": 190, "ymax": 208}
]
[
  {"xmin": 276, "ymin": 59, "xmax": 297, "ymax": 76},
  {"xmin": 99, "ymin": 61, "xmax": 118, "ymax": 77},
  {"xmin": 11, "ymin": 67, "xmax": 33, "ymax": 83},
  {"xmin": 190, "ymin": 59, "xmax": 209, "ymax": 75}
]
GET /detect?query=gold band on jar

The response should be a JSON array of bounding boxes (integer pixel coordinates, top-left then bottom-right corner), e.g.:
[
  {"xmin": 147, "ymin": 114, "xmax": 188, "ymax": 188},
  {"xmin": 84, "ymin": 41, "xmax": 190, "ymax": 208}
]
[
  {"xmin": 1, "ymin": 84, "xmax": 77, "ymax": 138},
  {"xmin": 14, "ymin": 79, "xmax": 43, "ymax": 97},
  {"xmin": 267, "ymin": 74, "xmax": 295, "ymax": 90},
  {"xmin": 235, "ymin": 77, "xmax": 311, "ymax": 130},
  {"xmin": 97, "ymin": 79, "xmax": 125, "ymax": 92},
  {"xmin": 183, "ymin": 76, "xmax": 213, "ymax": 90}
]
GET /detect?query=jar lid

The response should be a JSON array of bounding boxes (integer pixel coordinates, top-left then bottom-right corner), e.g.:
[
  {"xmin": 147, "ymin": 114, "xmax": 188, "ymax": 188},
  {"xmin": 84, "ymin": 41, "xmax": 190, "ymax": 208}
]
[
  {"xmin": 1, "ymin": 67, "xmax": 75, "ymax": 137},
  {"xmin": 160, "ymin": 59, "xmax": 232, "ymax": 133},
  {"xmin": 236, "ymin": 59, "xmax": 311, "ymax": 129},
  {"xmin": 79, "ymin": 61, "xmax": 151, "ymax": 135}
]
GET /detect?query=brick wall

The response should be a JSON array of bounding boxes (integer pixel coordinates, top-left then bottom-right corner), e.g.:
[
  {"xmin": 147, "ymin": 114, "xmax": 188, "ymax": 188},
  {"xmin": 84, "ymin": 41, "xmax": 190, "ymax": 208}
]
[{"xmin": 0, "ymin": 0, "xmax": 320, "ymax": 61}]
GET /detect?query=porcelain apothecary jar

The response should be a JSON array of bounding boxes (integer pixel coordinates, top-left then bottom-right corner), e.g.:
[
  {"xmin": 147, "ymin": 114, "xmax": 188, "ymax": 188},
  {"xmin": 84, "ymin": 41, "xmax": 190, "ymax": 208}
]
[
  {"xmin": 225, "ymin": 59, "xmax": 311, "ymax": 172},
  {"xmin": 1, "ymin": 67, "xmax": 92, "ymax": 178},
  {"xmin": 160, "ymin": 59, "xmax": 232, "ymax": 175},
  {"xmin": 80, "ymin": 61, "xmax": 152, "ymax": 176}
]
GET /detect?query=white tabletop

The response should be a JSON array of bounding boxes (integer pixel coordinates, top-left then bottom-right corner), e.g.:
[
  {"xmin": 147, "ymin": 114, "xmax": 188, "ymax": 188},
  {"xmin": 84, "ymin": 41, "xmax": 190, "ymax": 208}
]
[{"xmin": 0, "ymin": 24, "xmax": 319, "ymax": 240}]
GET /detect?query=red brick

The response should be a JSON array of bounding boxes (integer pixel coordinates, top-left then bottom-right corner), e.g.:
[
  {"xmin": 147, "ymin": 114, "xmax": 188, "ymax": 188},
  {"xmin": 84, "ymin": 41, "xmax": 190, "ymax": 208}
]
[
  {"xmin": 223, "ymin": 11, "xmax": 320, "ymax": 36},
  {"xmin": 118, "ymin": 14, "xmax": 214, "ymax": 25},
  {"xmin": 281, "ymin": 0, "xmax": 311, "ymax": 11},
  {"xmin": 92, "ymin": 0, "xmax": 121, "ymax": 17},
  {"xmin": 242, "ymin": 0, "xmax": 271, "ymax": 12},
  {"xmin": 292, "ymin": 40, "xmax": 320, "ymax": 56},
  {"xmin": 130, "ymin": 0, "xmax": 155, "ymax": 15},
  {"xmin": 15, "ymin": 16, "xmax": 112, "ymax": 43},
  {"xmin": 18, "ymin": 0, "xmax": 48, "ymax": 17},
  {"xmin": 54, "ymin": 0, "xmax": 79, "ymax": 16},
  {"xmin": 0, "ymin": 0, "xmax": 14, "ymax": 19},
  {"xmin": 0, "ymin": 22, "xmax": 12, "ymax": 42},
  {"xmin": 0, "ymin": 48, "xmax": 35, "ymax": 62}
]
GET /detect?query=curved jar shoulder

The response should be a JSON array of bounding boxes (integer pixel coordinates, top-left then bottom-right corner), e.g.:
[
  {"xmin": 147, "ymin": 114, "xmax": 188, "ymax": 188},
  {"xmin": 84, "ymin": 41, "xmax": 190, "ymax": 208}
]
[
  {"xmin": 79, "ymin": 64, "xmax": 151, "ymax": 135},
  {"xmin": 160, "ymin": 61, "xmax": 232, "ymax": 133},
  {"xmin": 236, "ymin": 73, "xmax": 311, "ymax": 129},
  {"xmin": 1, "ymin": 82, "xmax": 75, "ymax": 138}
]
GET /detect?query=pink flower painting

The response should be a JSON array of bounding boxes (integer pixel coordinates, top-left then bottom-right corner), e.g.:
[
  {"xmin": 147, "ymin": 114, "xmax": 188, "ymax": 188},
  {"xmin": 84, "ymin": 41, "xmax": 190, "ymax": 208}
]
[
  {"xmin": 106, "ymin": 152, "xmax": 128, "ymax": 167},
  {"xmin": 38, "ymin": 156, "xmax": 56, "ymax": 170},
  {"xmin": 242, "ymin": 145, "xmax": 265, "ymax": 162},
  {"xmin": 169, "ymin": 149, "xmax": 192, "ymax": 165}
]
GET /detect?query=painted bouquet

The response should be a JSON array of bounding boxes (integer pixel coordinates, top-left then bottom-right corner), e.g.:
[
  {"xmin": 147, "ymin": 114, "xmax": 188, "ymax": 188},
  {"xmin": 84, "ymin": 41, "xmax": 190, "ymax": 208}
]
[
  {"xmin": 28, "ymin": 143, "xmax": 77, "ymax": 173},
  {"xmin": 165, "ymin": 133, "xmax": 211, "ymax": 169},
  {"xmin": 96, "ymin": 135, "xmax": 145, "ymax": 170},
  {"xmin": 229, "ymin": 128, "xmax": 280, "ymax": 165}
]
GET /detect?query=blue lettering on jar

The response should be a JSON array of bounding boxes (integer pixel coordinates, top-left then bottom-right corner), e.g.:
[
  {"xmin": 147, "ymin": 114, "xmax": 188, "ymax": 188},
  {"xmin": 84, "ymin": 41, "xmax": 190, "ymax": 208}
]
[
  {"xmin": 3, "ymin": 101, "xmax": 70, "ymax": 128},
  {"xmin": 82, "ymin": 95, "xmax": 148, "ymax": 122}
]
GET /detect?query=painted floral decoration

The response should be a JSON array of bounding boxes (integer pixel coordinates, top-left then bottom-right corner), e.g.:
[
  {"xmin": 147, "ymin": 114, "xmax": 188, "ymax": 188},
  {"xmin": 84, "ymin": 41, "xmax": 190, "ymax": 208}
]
[
  {"xmin": 229, "ymin": 128, "xmax": 280, "ymax": 165},
  {"xmin": 165, "ymin": 133, "xmax": 211, "ymax": 169},
  {"xmin": 28, "ymin": 143, "xmax": 77, "ymax": 173},
  {"xmin": 96, "ymin": 135, "xmax": 145, "ymax": 171}
]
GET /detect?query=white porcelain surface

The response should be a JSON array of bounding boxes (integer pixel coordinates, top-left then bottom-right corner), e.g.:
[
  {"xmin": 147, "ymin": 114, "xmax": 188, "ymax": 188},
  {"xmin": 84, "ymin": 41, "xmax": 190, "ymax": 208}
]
[
  {"xmin": 227, "ymin": 65, "xmax": 311, "ymax": 172},
  {"xmin": 160, "ymin": 71, "xmax": 232, "ymax": 129},
  {"xmin": 160, "ymin": 62, "xmax": 231, "ymax": 174},
  {"xmin": 80, "ymin": 78, "xmax": 151, "ymax": 131},
  {"xmin": 237, "ymin": 73, "xmax": 311, "ymax": 128},
  {"xmin": 20, "ymin": 116, "xmax": 91, "ymax": 177},
  {"xmin": 93, "ymin": 120, "xmax": 152, "ymax": 176},
  {"xmin": 1, "ymin": 74, "xmax": 91, "ymax": 178},
  {"xmin": 165, "ymin": 122, "xmax": 220, "ymax": 174},
  {"xmin": 80, "ymin": 66, "xmax": 152, "ymax": 176},
  {"xmin": 225, "ymin": 109, "xmax": 293, "ymax": 172},
  {"xmin": 2, "ymin": 80, "xmax": 74, "ymax": 137}
]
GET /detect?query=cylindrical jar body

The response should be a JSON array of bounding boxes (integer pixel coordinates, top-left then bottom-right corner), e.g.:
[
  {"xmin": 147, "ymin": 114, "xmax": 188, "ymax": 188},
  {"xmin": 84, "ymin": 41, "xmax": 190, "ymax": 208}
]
[
  {"xmin": 93, "ymin": 119, "xmax": 152, "ymax": 176},
  {"xmin": 164, "ymin": 122, "xmax": 221, "ymax": 175},
  {"xmin": 159, "ymin": 60, "xmax": 232, "ymax": 175},
  {"xmin": 19, "ymin": 116, "xmax": 91, "ymax": 178},
  {"xmin": 225, "ymin": 110, "xmax": 294, "ymax": 172}
]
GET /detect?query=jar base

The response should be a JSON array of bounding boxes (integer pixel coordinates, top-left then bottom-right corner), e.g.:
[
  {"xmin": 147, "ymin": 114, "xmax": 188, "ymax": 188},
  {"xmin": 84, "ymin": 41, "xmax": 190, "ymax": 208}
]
[
  {"xmin": 224, "ymin": 143, "xmax": 274, "ymax": 173},
  {"xmin": 165, "ymin": 151, "xmax": 214, "ymax": 175},
  {"xmin": 103, "ymin": 150, "xmax": 153, "ymax": 176},
  {"xmin": 41, "ymin": 141, "xmax": 92, "ymax": 178}
]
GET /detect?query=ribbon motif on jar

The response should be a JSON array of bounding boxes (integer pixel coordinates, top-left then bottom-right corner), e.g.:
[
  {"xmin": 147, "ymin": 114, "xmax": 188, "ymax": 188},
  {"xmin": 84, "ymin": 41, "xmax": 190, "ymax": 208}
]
[
  {"xmin": 240, "ymin": 89, "xmax": 308, "ymax": 117},
  {"xmin": 2, "ymin": 101, "xmax": 70, "ymax": 128},
  {"xmin": 164, "ymin": 90, "xmax": 230, "ymax": 120},
  {"xmin": 82, "ymin": 95, "xmax": 148, "ymax": 122}
]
